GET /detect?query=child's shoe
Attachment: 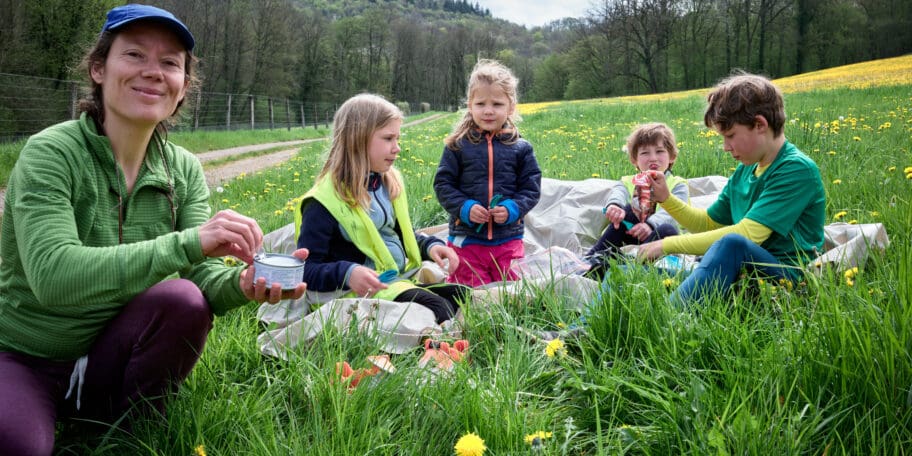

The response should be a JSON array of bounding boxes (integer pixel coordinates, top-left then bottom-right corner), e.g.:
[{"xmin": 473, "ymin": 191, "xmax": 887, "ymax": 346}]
[{"xmin": 418, "ymin": 339, "xmax": 470, "ymax": 373}]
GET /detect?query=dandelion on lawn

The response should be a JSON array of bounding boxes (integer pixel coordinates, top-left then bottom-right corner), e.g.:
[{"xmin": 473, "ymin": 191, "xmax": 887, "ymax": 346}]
[
  {"xmin": 853, "ymin": 136, "xmax": 861, "ymax": 141},
  {"xmin": 273, "ymin": 210, "xmax": 283, "ymax": 216},
  {"xmin": 828, "ymin": 150, "xmax": 836, "ymax": 156},
  {"xmin": 525, "ymin": 431, "xmax": 553, "ymax": 450},
  {"xmin": 591, "ymin": 173, "xmax": 600, "ymax": 178},
  {"xmin": 663, "ymin": 278, "xmax": 676, "ymax": 288},
  {"xmin": 454, "ymin": 432, "xmax": 486, "ymax": 456},
  {"xmin": 194, "ymin": 445, "xmax": 207, "ymax": 456},
  {"xmin": 833, "ymin": 210, "xmax": 848, "ymax": 221},
  {"xmin": 889, "ymin": 166, "xmax": 897, "ymax": 172},
  {"xmin": 848, "ymin": 219, "xmax": 858, "ymax": 224},
  {"xmin": 869, "ymin": 211, "xmax": 880, "ymax": 217},
  {"xmin": 904, "ymin": 166, "xmax": 912, "ymax": 174},
  {"xmin": 221, "ymin": 198, "xmax": 229, "ymax": 204},
  {"xmin": 422, "ymin": 195, "xmax": 433, "ymax": 202},
  {"xmin": 778, "ymin": 278, "xmax": 794, "ymax": 291},
  {"xmin": 832, "ymin": 179, "xmax": 842, "ymax": 185},
  {"xmin": 556, "ymin": 321, "xmax": 567, "ymax": 329},
  {"xmin": 845, "ymin": 267, "xmax": 859, "ymax": 286},
  {"xmin": 545, "ymin": 339, "xmax": 565, "ymax": 358}
]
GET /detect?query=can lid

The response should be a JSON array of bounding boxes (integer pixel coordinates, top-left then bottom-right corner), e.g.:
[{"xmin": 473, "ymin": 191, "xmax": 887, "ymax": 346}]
[{"xmin": 255, "ymin": 254, "xmax": 304, "ymax": 267}]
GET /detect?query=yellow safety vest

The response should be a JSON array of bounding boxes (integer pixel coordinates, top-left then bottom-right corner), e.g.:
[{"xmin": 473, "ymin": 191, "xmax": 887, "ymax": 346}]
[{"xmin": 294, "ymin": 171, "xmax": 421, "ymax": 301}]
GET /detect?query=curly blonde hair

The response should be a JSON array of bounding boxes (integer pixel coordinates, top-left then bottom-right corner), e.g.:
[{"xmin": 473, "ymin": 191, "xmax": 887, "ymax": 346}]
[{"xmin": 445, "ymin": 59, "xmax": 521, "ymax": 150}]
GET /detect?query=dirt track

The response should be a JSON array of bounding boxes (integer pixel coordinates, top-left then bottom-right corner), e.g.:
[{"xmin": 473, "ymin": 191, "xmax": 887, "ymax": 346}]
[{"xmin": 0, "ymin": 113, "xmax": 450, "ymax": 215}]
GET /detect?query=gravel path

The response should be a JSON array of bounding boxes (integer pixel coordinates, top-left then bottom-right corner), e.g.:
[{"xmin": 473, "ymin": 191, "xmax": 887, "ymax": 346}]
[{"xmin": 0, "ymin": 113, "xmax": 450, "ymax": 215}]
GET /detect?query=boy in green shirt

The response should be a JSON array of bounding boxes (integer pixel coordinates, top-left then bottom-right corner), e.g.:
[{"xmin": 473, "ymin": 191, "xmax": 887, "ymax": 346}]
[{"xmin": 638, "ymin": 73, "xmax": 825, "ymax": 306}]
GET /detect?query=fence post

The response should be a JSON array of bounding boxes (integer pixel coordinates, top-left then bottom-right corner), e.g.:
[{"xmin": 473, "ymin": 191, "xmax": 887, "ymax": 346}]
[
  {"xmin": 300, "ymin": 103, "xmax": 305, "ymax": 129},
  {"xmin": 226, "ymin": 93, "xmax": 232, "ymax": 130},
  {"xmin": 268, "ymin": 98, "xmax": 274, "ymax": 129},
  {"xmin": 285, "ymin": 98, "xmax": 291, "ymax": 131},
  {"xmin": 313, "ymin": 104, "xmax": 318, "ymax": 130},
  {"xmin": 193, "ymin": 90, "xmax": 201, "ymax": 131},
  {"xmin": 70, "ymin": 82, "xmax": 78, "ymax": 120},
  {"xmin": 249, "ymin": 95, "xmax": 255, "ymax": 130}
]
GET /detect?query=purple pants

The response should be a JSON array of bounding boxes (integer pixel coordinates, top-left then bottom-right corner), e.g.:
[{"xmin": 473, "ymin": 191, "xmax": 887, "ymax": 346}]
[{"xmin": 0, "ymin": 279, "xmax": 213, "ymax": 456}]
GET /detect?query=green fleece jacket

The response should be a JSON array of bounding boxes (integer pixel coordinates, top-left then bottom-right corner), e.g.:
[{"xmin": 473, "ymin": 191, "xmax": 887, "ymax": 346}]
[{"xmin": 0, "ymin": 114, "xmax": 250, "ymax": 361}]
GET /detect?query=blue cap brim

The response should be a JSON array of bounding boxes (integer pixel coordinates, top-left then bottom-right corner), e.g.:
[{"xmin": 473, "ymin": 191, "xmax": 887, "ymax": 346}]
[{"xmin": 102, "ymin": 4, "xmax": 195, "ymax": 51}]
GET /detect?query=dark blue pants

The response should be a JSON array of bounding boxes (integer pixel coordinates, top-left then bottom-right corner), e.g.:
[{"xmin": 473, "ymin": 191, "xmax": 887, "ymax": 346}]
[
  {"xmin": 671, "ymin": 233, "xmax": 799, "ymax": 307},
  {"xmin": 0, "ymin": 279, "xmax": 213, "ymax": 456},
  {"xmin": 586, "ymin": 204, "xmax": 678, "ymax": 259}
]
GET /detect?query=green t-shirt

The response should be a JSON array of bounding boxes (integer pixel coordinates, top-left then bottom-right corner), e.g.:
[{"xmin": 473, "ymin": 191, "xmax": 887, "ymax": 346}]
[{"xmin": 707, "ymin": 140, "xmax": 825, "ymax": 265}]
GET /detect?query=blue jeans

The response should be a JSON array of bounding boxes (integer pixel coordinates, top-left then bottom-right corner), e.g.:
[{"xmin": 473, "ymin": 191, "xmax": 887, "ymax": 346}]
[{"xmin": 670, "ymin": 234, "xmax": 799, "ymax": 307}]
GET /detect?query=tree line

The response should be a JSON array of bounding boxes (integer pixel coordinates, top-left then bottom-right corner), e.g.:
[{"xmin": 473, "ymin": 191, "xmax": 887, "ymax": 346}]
[{"xmin": 0, "ymin": 0, "xmax": 909, "ymax": 113}]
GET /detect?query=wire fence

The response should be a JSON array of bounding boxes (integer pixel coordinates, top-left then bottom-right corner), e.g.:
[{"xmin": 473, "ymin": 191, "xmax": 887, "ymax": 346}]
[{"xmin": 0, "ymin": 72, "xmax": 437, "ymax": 143}]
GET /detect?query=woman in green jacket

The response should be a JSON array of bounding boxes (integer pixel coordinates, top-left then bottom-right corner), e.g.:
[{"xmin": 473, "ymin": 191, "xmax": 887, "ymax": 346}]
[{"xmin": 0, "ymin": 5, "xmax": 307, "ymax": 454}]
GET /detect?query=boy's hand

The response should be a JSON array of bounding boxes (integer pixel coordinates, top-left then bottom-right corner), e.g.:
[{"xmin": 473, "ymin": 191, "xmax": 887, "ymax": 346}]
[
  {"xmin": 637, "ymin": 240, "xmax": 664, "ymax": 261},
  {"xmin": 469, "ymin": 204, "xmax": 490, "ymax": 225},
  {"xmin": 489, "ymin": 206, "xmax": 508, "ymax": 224},
  {"xmin": 604, "ymin": 204, "xmax": 625, "ymax": 228},
  {"xmin": 628, "ymin": 222, "xmax": 654, "ymax": 242},
  {"xmin": 646, "ymin": 171, "xmax": 670, "ymax": 203}
]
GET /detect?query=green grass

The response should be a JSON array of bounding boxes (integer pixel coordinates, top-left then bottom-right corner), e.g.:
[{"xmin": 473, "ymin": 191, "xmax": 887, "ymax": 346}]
[{"xmin": 50, "ymin": 85, "xmax": 912, "ymax": 454}]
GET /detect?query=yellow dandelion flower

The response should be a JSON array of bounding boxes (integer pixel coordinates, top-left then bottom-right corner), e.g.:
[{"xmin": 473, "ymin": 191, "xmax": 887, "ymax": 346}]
[
  {"xmin": 525, "ymin": 431, "xmax": 554, "ymax": 446},
  {"xmin": 778, "ymin": 278, "xmax": 794, "ymax": 290},
  {"xmin": 832, "ymin": 179, "xmax": 842, "ymax": 185},
  {"xmin": 869, "ymin": 211, "xmax": 880, "ymax": 217},
  {"xmin": 848, "ymin": 219, "xmax": 858, "ymax": 224},
  {"xmin": 833, "ymin": 211, "xmax": 848, "ymax": 220},
  {"xmin": 662, "ymin": 278, "xmax": 676, "ymax": 288},
  {"xmin": 827, "ymin": 150, "xmax": 836, "ymax": 156},
  {"xmin": 545, "ymin": 339, "xmax": 565, "ymax": 358},
  {"xmin": 556, "ymin": 322, "xmax": 567, "ymax": 329},
  {"xmin": 906, "ymin": 173, "xmax": 912, "ymax": 179},
  {"xmin": 223, "ymin": 257, "xmax": 239, "ymax": 267},
  {"xmin": 221, "ymin": 198, "xmax": 229, "ymax": 204},
  {"xmin": 846, "ymin": 277, "xmax": 855, "ymax": 287},
  {"xmin": 454, "ymin": 432, "xmax": 486, "ymax": 456},
  {"xmin": 889, "ymin": 166, "xmax": 897, "ymax": 172},
  {"xmin": 591, "ymin": 173, "xmax": 600, "ymax": 178},
  {"xmin": 273, "ymin": 210, "xmax": 283, "ymax": 216},
  {"xmin": 904, "ymin": 166, "xmax": 912, "ymax": 174},
  {"xmin": 195, "ymin": 445, "xmax": 207, "ymax": 456},
  {"xmin": 852, "ymin": 136, "xmax": 861, "ymax": 141},
  {"xmin": 844, "ymin": 267, "xmax": 859, "ymax": 279}
]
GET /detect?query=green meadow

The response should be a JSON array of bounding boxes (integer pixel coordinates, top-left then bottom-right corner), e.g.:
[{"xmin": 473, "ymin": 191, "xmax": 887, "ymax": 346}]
[{"xmin": 47, "ymin": 72, "xmax": 912, "ymax": 453}]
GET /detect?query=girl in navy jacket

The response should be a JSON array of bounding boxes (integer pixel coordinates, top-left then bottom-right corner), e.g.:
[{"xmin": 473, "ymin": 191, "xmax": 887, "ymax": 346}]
[{"xmin": 433, "ymin": 59, "xmax": 542, "ymax": 287}]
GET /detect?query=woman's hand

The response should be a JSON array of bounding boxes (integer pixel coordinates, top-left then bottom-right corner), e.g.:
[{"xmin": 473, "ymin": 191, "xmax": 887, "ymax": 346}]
[
  {"xmin": 240, "ymin": 248, "xmax": 309, "ymax": 303},
  {"xmin": 348, "ymin": 265, "xmax": 387, "ymax": 297},
  {"xmin": 637, "ymin": 240, "xmax": 665, "ymax": 261},
  {"xmin": 646, "ymin": 171, "xmax": 670, "ymax": 203},
  {"xmin": 604, "ymin": 204, "xmax": 626, "ymax": 229},
  {"xmin": 199, "ymin": 209, "xmax": 263, "ymax": 264},
  {"xmin": 429, "ymin": 244, "xmax": 460, "ymax": 274}
]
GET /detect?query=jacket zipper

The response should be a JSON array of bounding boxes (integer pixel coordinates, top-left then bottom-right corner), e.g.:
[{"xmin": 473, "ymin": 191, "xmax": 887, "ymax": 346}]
[{"xmin": 486, "ymin": 133, "xmax": 494, "ymax": 240}]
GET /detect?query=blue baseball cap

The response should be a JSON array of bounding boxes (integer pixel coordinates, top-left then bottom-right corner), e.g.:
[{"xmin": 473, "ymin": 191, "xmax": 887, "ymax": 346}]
[{"xmin": 102, "ymin": 4, "xmax": 195, "ymax": 51}]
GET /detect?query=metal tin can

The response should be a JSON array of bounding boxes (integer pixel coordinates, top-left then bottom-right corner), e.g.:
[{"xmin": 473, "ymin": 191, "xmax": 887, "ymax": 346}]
[{"xmin": 253, "ymin": 253, "xmax": 305, "ymax": 290}]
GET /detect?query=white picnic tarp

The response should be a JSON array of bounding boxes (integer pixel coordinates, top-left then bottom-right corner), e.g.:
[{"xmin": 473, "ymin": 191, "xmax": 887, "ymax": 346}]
[{"xmin": 256, "ymin": 176, "xmax": 889, "ymax": 358}]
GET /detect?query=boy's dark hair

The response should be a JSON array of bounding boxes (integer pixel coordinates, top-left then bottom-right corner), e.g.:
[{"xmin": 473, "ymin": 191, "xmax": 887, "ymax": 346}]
[{"xmin": 704, "ymin": 72, "xmax": 785, "ymax": 137}]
